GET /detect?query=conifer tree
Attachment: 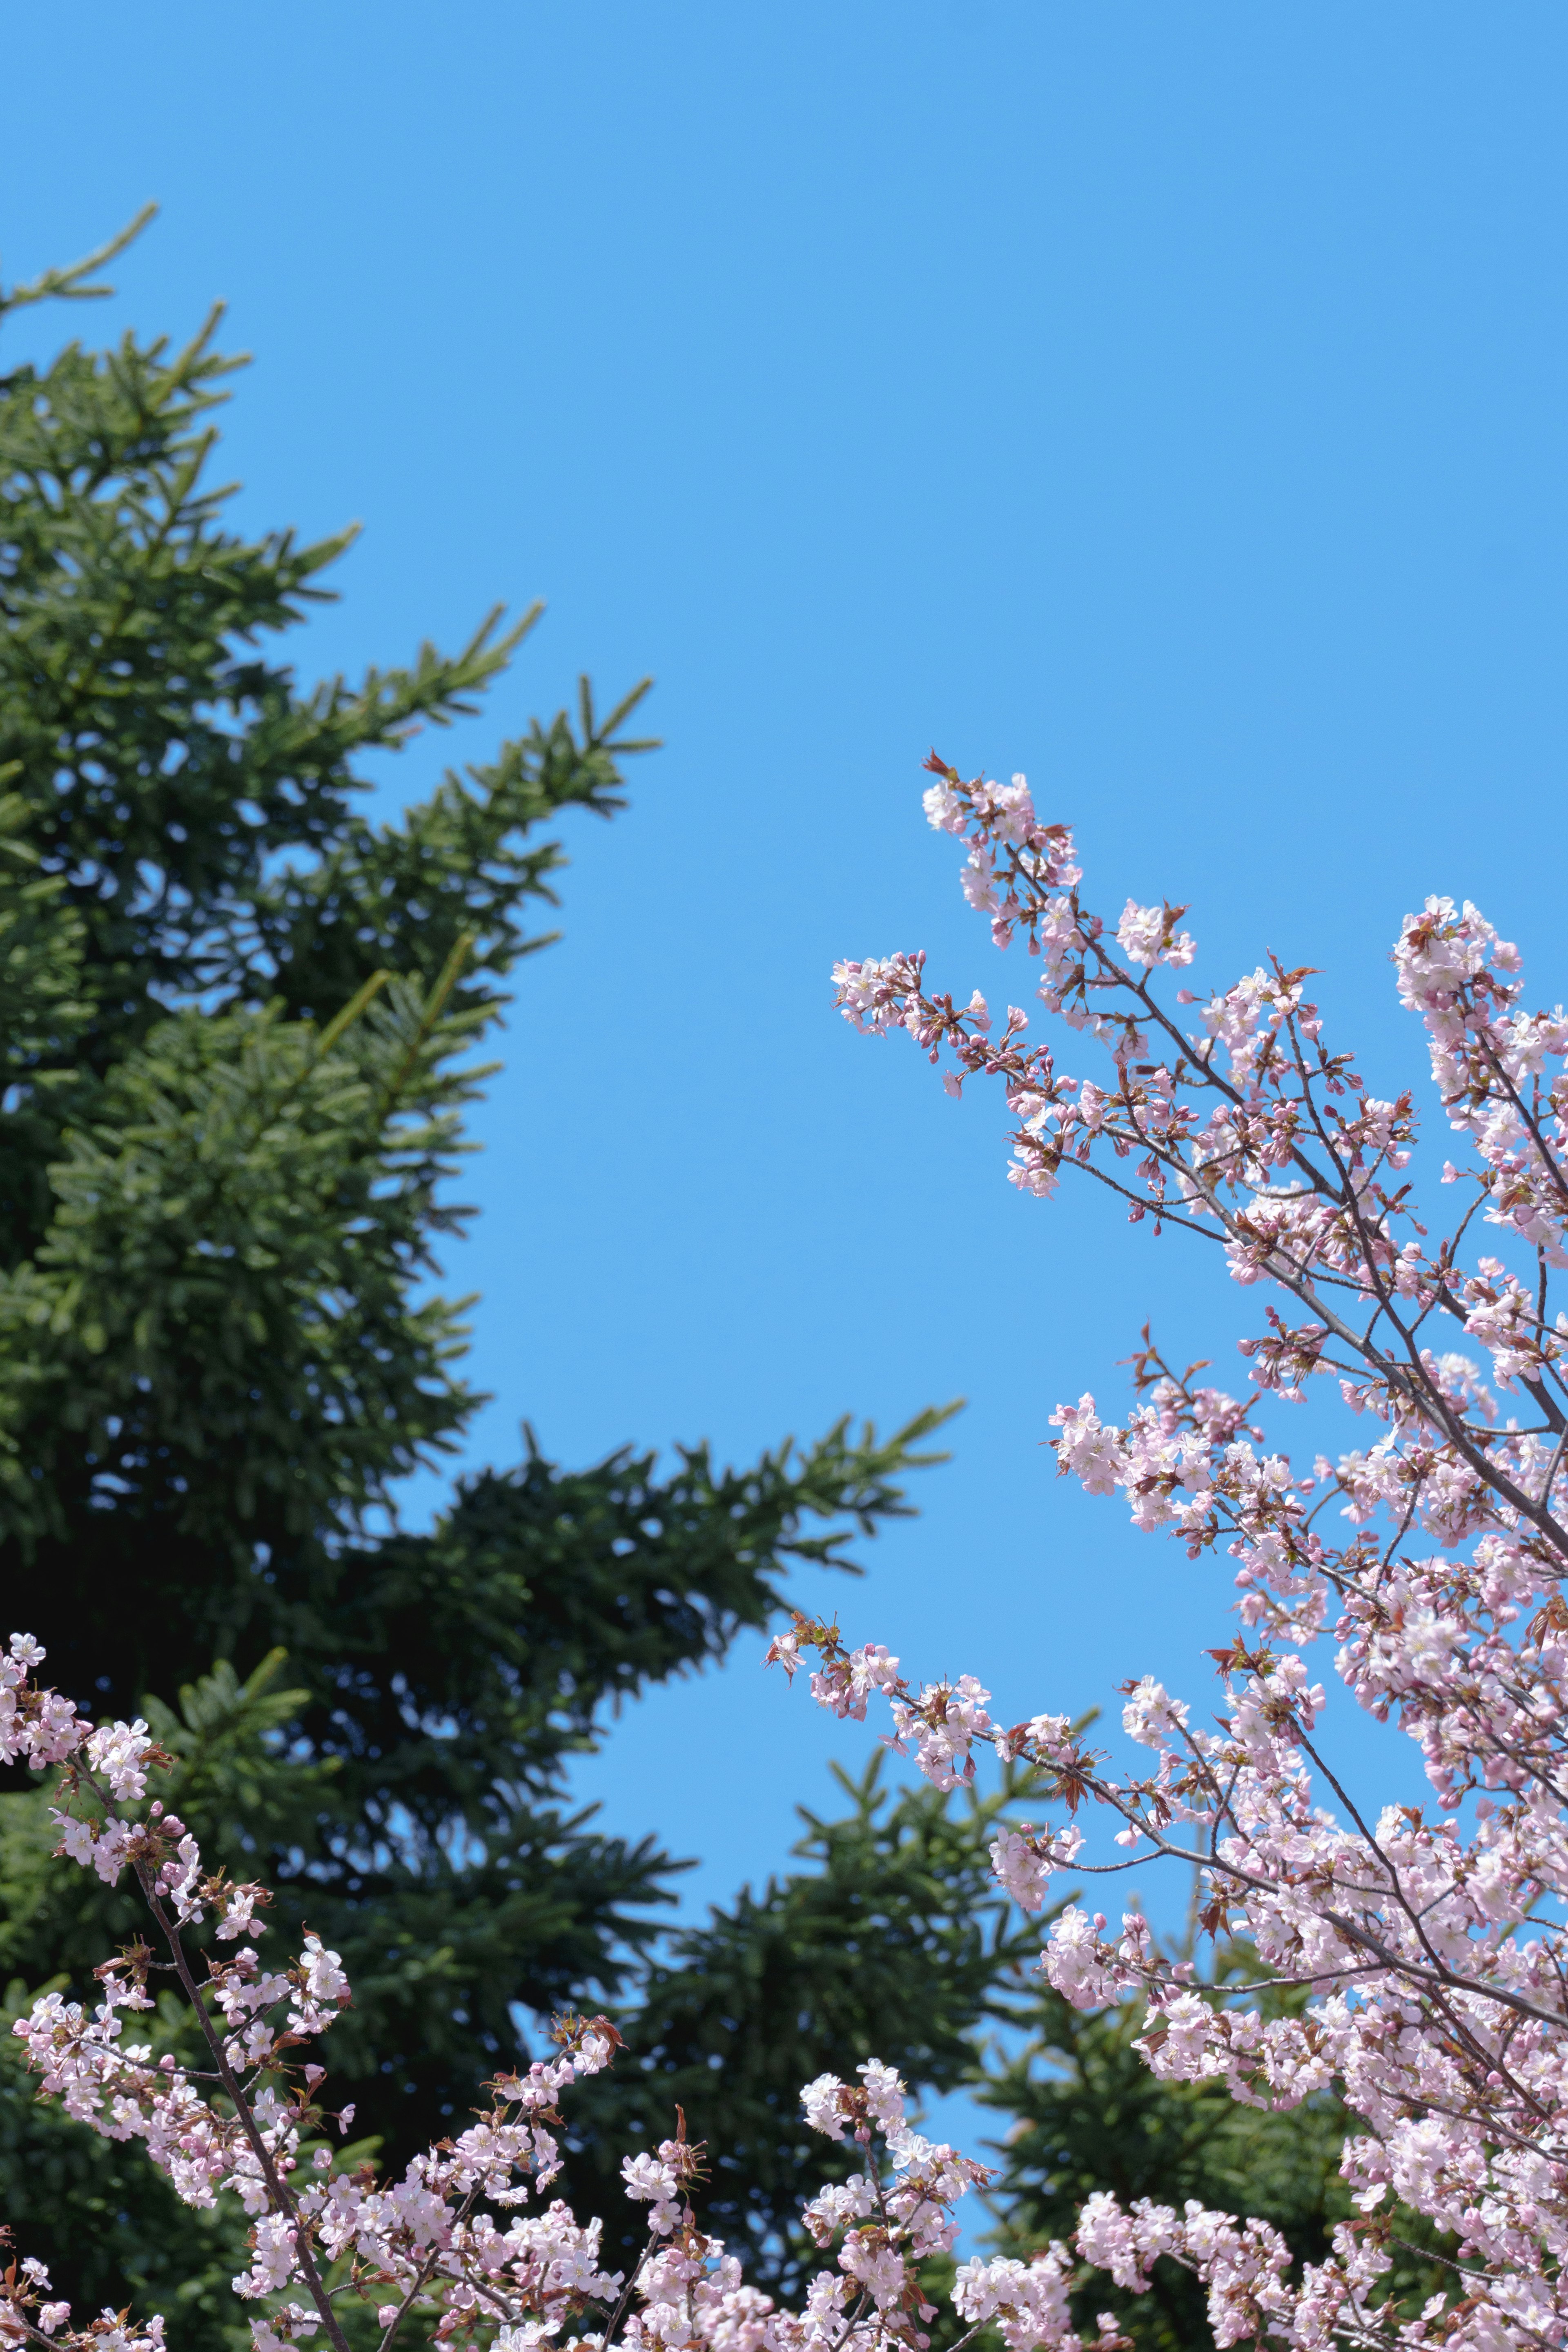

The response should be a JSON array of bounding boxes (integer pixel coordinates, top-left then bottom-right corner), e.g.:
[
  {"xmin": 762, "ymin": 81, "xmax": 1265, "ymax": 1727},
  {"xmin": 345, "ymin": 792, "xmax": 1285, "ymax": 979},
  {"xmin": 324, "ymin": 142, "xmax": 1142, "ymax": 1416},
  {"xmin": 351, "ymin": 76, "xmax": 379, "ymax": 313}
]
[
  {"xmin": 0, "ymin": 216, "xmax": 950, "ymax": 2336},
  {"xmin": 0, "ymin": 220, "xmax": 1368, "ymax": 2352}
]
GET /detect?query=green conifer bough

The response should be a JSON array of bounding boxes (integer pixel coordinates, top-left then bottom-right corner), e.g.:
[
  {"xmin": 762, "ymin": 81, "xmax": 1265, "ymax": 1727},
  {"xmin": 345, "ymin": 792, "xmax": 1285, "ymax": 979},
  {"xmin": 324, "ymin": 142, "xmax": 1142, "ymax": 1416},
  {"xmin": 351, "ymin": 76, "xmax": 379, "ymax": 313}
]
[
  {"xmin": 0, "ymin": 216, "xmax": 954, "ymax": 2333},
  {"xmin": 0, "ymin": 219, "xmax": 1375, "ymax": 2352}
]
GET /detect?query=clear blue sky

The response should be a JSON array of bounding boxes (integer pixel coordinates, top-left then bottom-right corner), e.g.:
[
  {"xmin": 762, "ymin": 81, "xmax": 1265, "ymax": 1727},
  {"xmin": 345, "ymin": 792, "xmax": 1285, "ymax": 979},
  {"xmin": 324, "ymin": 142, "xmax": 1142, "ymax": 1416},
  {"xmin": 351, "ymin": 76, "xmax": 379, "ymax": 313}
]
[{"xmin": 5, "ymin": 5, "xmax": 1568, "ymax": 1940}]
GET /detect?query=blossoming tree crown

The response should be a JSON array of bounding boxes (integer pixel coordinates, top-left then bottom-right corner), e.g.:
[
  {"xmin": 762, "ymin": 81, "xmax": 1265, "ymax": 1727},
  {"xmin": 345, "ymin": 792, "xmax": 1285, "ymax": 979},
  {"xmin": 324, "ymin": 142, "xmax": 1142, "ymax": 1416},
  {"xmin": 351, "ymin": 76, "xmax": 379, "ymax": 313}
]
[{"xmin": 782, "ymin": 751, "xmax": 1568, "ymax": 2351}]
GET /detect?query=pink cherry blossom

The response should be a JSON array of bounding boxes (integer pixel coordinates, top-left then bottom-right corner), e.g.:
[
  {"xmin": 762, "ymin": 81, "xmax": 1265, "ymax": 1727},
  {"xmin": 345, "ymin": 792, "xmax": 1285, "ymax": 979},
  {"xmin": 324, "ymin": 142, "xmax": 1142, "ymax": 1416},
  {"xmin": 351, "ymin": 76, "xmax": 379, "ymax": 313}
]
[
  {"xmin": 808, "ymin": 752, "xmax": 1568, "ymax": 2351},
  {"xmin": 0, "ymin": 1642, "xmax": 994, "ymax": 2352}
]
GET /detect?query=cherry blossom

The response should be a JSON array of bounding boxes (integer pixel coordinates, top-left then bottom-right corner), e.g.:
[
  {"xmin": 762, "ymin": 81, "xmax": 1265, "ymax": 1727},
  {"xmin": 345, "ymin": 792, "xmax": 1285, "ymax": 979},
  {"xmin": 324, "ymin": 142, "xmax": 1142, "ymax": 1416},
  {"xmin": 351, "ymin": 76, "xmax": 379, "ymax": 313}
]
[
  {"xmin": 807, "ymin": 751, "xmax": 1568, "ymax": 2349},
  {"xmin": 0, "ymin": 1644, "xmax": 993, "ymax": 2352}
]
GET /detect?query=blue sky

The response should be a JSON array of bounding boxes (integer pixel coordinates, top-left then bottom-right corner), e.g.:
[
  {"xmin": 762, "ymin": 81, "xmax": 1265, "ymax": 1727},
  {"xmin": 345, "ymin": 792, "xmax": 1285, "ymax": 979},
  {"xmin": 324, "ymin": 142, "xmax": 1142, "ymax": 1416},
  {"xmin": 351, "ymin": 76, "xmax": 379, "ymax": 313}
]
[{"xmin": 5, "ymin": 4, "xmax": 1568, "ymax": 1957}]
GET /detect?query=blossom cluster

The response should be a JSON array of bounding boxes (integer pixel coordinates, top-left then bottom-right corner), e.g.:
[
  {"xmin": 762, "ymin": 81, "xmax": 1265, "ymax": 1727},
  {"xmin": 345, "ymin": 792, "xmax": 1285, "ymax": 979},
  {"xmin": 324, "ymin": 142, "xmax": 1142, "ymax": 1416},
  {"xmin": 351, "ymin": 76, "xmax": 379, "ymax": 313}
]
[
  {"xmin": 806, "ymin": 754, "xmax": 1568, "ymax": 2349},
  {"xmin": 0, "ymin": 1639, "xmax": 993, "ymax": 2352}
]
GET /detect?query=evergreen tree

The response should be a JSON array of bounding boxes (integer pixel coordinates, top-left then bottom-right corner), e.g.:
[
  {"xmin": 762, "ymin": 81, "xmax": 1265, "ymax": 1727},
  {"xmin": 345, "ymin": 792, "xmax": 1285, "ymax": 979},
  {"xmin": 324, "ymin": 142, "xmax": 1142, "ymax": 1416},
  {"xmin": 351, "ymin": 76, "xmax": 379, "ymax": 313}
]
[
  {"xmin": 563, "ymin": 1756, "xmax": 1046, "ymax": 2295},
  {"xmin": 0, "ymin": 216, "xmax": 951, "ymax": 2336},
  {"xmin": 0, "ymin": 218, "xmax": 1385, "ymax": 2352}
]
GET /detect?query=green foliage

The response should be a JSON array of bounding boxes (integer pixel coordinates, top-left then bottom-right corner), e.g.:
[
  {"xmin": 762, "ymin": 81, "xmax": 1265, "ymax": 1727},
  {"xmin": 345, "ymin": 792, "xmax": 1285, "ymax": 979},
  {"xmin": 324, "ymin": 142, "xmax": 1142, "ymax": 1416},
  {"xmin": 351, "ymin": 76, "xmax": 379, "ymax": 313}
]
[
  {"xmin": 0, "ymin": 219, "xmax": 1381, "ymax": 2352},
  {"xmin": 564, "ymin": 1755, "xmax": 1047, "ymax": 2294},
  {"xmin": 0, "ymin": 218, "xmax": 958, "ymax": 2340}
]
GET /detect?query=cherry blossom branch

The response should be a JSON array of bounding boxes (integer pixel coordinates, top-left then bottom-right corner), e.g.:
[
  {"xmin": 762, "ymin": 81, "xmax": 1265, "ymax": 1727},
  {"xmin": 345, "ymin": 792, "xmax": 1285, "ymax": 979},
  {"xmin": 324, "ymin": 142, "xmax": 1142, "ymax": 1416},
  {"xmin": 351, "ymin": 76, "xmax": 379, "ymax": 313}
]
[
  {"xmin": 0, "ymin": 1637, "xmax": 999, "ymax": 2352},
  {"xmin": 808, "ymin": 751, "xmax": 1568, "ymax": 2351}
]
